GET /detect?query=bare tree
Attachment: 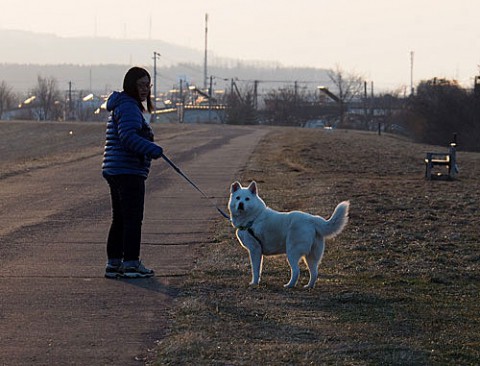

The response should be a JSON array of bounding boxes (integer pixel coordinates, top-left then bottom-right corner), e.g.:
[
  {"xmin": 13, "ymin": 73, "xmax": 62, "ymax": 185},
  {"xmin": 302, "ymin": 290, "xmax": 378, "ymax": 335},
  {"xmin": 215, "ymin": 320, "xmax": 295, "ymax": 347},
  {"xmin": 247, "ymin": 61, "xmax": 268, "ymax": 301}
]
[
  {"xmin": 327, "ymin": 65, "xmax": 364, "ymax": 125},
  {"xmin": 32, "ymin": 75, "xmax": 62, "ymax": 121},
  {"xmin": 264, "ymin": 87, "xmax": 297, "ymax": 125},
  {"xmin": 0, "ymin": 81, "xmax": 15, "ymax": 119},
  {"xmin": 263, "ymin": 85, "xmax": 316, "ymax": 126},
  {"xmin": 226, "ymin": 82, "xmax": 257, "ymax": 125}
]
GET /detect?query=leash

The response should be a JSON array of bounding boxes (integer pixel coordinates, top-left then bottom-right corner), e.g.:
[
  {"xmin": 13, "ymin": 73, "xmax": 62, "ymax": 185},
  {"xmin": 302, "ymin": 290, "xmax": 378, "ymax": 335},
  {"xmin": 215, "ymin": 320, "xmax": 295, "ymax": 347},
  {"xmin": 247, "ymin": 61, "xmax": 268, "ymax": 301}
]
[{"xmin": 161, "ymin": 154, "xmax": 230, "ymax": 220}]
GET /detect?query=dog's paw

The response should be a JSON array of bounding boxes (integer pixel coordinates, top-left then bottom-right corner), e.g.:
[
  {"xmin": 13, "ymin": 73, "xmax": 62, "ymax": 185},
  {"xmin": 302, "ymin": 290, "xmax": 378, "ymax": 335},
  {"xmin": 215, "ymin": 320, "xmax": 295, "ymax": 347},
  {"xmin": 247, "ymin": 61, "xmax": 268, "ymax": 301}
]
[
  {"xmin": 249, "ymin": 281, "xmax": 260, "ymax": 286},
  {"xmin": 283, "ymin": 283, "xmax": 296, "ymax": 288}
]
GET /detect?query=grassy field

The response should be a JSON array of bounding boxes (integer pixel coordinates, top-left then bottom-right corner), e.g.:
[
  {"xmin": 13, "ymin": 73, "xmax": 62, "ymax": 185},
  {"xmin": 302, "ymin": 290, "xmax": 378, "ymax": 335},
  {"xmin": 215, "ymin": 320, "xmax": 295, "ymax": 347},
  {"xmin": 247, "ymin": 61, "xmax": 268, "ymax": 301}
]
[
  {"xmin": 154, "ymin": 128, "xmax": 480, "ymax": 365},
  {"xmin": 0, "ymin": 120, "xmax": 106, "ymax": 178}
]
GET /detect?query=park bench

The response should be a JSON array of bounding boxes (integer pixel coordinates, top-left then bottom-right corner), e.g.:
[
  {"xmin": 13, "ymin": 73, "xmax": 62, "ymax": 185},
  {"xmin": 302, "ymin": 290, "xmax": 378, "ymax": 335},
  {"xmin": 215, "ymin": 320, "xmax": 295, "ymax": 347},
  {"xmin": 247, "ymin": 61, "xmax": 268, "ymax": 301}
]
[{"xmin": 424, "ymin": 137, "xmax": 458, "ymax": 180}]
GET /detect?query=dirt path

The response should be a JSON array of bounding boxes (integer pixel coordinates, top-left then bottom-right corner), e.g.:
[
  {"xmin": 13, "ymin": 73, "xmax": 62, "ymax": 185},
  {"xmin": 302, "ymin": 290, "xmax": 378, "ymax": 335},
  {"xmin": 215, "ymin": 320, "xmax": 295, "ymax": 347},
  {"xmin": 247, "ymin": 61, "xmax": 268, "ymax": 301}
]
[{"xmin": 0, "ymin": 122, "xmax": 269, "ymax": 365}]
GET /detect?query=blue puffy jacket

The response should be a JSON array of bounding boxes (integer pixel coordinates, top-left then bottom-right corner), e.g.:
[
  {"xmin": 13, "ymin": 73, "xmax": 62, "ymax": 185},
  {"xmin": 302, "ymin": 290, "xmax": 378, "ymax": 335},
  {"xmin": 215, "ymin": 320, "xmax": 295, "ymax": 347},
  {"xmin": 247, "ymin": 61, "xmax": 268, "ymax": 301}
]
[{"xmin": 102, "ymin": 91, "xmax": 163, "ymax": 178}]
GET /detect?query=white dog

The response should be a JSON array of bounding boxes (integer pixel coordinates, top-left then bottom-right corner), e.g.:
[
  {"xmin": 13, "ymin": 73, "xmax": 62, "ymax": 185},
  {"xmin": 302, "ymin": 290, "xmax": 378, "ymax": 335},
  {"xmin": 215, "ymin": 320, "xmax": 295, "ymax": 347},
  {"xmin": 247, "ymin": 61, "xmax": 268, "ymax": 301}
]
[{"xmin": 228, "ymin": 181, "xmax": 349, "ymax": 288}]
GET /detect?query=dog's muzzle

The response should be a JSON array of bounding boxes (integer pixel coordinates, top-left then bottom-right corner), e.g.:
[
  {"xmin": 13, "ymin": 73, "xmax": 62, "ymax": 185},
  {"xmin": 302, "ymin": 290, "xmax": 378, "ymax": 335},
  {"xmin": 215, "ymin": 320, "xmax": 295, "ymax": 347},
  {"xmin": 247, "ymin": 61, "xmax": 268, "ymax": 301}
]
[{"xmin": 237, "ymin": 202, "xmax": 244, "ymax": 211}]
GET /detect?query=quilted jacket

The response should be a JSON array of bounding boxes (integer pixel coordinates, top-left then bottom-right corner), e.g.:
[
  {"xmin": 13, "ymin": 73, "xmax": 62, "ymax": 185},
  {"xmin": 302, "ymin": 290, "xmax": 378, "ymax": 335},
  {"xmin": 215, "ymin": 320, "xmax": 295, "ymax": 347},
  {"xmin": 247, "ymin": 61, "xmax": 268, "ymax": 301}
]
[{"xmin": 102, "ymin": 91, "xmax": 163, "ymax": 178}]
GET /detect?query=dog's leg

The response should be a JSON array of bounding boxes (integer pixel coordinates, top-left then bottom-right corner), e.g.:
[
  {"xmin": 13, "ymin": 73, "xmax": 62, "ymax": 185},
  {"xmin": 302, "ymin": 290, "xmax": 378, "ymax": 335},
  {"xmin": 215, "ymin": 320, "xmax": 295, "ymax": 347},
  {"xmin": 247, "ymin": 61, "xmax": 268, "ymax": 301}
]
[
  {"xmin": 237, "ymin": 230, "xmax": 263, "ymax": 285},
  {"xmin": 304, "ymin": 237, "xmax": 325, "ymax": 288},
  {"xmin": 304, "ymin": 255, "xmax": 319, "ymax": 289},
  {"xmin": 284, "ymin": 251, "xmax": 302, "ymax": 288},
  {"xmin": 304, "ymin": 238, "xmax": 325, "ymax": 288},
  {"xmin": 248, "ymin": 248, "xmax": 263, "ymax": 285}
]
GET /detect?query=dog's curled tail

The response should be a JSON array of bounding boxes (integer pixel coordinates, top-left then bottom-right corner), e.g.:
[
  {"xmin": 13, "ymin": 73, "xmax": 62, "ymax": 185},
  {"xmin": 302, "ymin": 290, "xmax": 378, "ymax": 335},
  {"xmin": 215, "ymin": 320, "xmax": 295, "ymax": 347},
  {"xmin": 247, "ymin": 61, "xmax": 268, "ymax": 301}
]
[{"xmin": 321, "ymin": 201, "xmax": 350, "ymax": 239}]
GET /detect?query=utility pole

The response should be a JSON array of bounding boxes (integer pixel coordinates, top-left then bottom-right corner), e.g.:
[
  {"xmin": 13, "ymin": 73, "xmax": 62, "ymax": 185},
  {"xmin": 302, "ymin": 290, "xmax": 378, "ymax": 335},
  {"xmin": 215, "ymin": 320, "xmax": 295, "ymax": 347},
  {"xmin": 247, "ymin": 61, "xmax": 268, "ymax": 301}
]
[
  {"xmin": 410, "ymin": 51, "xmax": 415, "ymax": 96},
  {"xmin": 204, "ymin": 13, "xmax": 209, "ymax": 91},
  {"xmin": 208, "ymin": 75, "xmax": 213, "ymax": 122},
  {"xmin": 89, "ymin": 69, "xmax": 92, "ymax": 91},
  {"xmin": 68, "ymin": 81, "xmax": 74, "ymax": 121},
  {"xmin": 178, "ymin": 78, "xmax": 184, "ymax": 123},
  {"xmin": 152, "ymin": 51, "xmax": 161, "ymax": 123},
  {"xmin": 294, "ymin": 81, "xmax": 298, "ymax": 105},
  {"xmin": 363, "ymin": 81, "xmax": 368, "ymax": 129},
  {"xmin": 253, "ymin": 80, "xmax": 259, "ymax": 110}
]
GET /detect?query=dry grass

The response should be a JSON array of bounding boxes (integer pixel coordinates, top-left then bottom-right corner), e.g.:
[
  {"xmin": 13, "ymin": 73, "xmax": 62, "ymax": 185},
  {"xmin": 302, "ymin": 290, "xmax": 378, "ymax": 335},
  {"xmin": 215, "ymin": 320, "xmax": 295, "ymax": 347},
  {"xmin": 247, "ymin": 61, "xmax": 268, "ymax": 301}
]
[
  {"xmin": 154, "ymin": 128, "xmax": 480, "ymax": 365},
  {"xmin": 0, "ymin": 121, "xmax": 106, "ymax": 178}
]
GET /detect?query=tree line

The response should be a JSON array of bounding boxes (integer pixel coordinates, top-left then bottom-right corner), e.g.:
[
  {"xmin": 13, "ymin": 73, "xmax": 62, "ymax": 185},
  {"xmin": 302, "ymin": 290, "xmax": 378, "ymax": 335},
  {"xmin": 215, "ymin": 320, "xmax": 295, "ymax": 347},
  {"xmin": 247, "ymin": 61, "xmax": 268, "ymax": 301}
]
[
  {"xmin": 0, "ymin": 76, "xmax": 100, "ymax": 122},
  {"xmin": 225, "ymin": 68, "xmax": 480, "ymax": 151},
  {"xmin": 404, "ymin": 78, "xmax": 480, "ymax": 151},
  {"xmin": 1, "ymin": 69, "xmax": 479, "ymax": 151}
]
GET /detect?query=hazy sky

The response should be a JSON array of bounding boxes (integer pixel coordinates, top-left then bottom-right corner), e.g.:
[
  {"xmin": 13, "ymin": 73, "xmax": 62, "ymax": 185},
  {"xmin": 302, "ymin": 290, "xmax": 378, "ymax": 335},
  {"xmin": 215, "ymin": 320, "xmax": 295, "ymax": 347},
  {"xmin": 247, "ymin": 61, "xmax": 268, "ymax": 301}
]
[{"xmin": 1, "ymin": 0, "xmax": 479, "ymax": 90}]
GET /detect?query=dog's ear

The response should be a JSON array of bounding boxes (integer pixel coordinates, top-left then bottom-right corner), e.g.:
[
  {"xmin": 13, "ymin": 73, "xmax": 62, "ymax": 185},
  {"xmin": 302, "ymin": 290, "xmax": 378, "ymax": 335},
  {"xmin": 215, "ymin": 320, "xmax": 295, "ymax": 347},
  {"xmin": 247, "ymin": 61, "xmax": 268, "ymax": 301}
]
[
  {"xmin": 231, "ymin": 181, "xmax": 242, "ymax": 193},
  {"xmin": 247, "ymin": 181, "xmax": 257, "ymax": 195}
]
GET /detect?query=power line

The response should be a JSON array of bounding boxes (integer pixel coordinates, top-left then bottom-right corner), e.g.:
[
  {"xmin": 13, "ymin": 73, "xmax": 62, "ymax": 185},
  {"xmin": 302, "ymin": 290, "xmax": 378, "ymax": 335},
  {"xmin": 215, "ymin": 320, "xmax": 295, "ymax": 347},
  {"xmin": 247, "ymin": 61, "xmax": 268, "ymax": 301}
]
[{"xmin": 211, "ymin": 75, "xmax": 330, "ymax": 85}]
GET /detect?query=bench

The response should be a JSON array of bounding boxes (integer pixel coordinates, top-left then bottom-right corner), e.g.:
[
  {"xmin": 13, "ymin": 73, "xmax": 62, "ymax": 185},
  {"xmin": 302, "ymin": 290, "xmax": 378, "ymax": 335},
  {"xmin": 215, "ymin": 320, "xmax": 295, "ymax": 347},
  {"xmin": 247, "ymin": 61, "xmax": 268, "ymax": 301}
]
[{"xmin": 424, "ymin": 142, "xmax": 458, "ymax": 180}]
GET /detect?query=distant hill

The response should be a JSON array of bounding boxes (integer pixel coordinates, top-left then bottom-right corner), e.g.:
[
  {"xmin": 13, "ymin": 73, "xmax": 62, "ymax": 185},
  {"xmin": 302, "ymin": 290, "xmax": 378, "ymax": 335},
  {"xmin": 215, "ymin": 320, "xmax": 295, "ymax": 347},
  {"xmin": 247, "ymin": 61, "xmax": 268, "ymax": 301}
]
[
  {"xmin": 0, "ymin": 29, "xmax": 203, "ymax": 65},
  {"xmin": 0, "ymin": 29, "xmax": 331, "ymax": 94}
]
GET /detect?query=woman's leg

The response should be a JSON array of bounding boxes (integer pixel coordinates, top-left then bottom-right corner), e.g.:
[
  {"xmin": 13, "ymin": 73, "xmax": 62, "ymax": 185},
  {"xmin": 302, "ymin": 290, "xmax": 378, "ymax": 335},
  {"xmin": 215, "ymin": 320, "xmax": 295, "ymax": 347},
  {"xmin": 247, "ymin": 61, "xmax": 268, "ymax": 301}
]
[
  {"xmin": 105, "ymin": 175, "xmax": 124, "ymax": 262},
  {"xmin": 117, "ymin": 175, "xmax": 145, "ymax": 262}
]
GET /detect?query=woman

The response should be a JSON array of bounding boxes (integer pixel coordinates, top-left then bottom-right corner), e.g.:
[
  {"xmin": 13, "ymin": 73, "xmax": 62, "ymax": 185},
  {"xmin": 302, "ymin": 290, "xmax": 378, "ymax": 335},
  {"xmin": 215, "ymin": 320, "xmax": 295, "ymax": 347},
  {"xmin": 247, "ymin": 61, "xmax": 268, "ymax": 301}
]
[{"xmin": 102, "ymin": 67, "xmax": 164, "ymax": 279}]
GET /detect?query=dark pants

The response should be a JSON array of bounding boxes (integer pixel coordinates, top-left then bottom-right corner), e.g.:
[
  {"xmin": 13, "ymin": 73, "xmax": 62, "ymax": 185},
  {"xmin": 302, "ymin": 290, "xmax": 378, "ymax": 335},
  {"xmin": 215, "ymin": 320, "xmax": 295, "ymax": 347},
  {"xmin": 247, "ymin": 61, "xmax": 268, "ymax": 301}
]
[{"xmin": 105, "ymin": 174, "xmax": 146, "ymax": 262}]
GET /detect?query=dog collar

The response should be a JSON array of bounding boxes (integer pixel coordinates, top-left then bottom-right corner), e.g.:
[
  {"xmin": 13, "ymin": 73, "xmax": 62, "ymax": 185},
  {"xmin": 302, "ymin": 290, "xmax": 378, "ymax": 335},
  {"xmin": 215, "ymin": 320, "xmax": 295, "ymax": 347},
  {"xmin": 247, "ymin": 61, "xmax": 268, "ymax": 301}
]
[{"xmin": 236, "ymin": 222, "xmax": 262, "ymax": 246}]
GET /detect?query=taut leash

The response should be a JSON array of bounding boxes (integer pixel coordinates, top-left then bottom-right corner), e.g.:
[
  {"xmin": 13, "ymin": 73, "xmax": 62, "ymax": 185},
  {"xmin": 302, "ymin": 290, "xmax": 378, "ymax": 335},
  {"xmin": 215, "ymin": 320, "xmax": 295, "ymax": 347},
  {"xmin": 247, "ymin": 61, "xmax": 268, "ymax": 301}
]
[{"xmin": 161, "ymin": 154, "xmax": 230, "ymax": 220}]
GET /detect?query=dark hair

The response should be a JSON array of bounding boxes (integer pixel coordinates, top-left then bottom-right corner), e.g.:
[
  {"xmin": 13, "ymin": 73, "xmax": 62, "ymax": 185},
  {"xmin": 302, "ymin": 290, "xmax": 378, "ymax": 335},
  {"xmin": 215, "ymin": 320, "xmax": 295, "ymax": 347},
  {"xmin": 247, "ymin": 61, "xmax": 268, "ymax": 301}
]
[{"xmin": 123, "ymin": 67, "xmax": 153, "ymax": 113}]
